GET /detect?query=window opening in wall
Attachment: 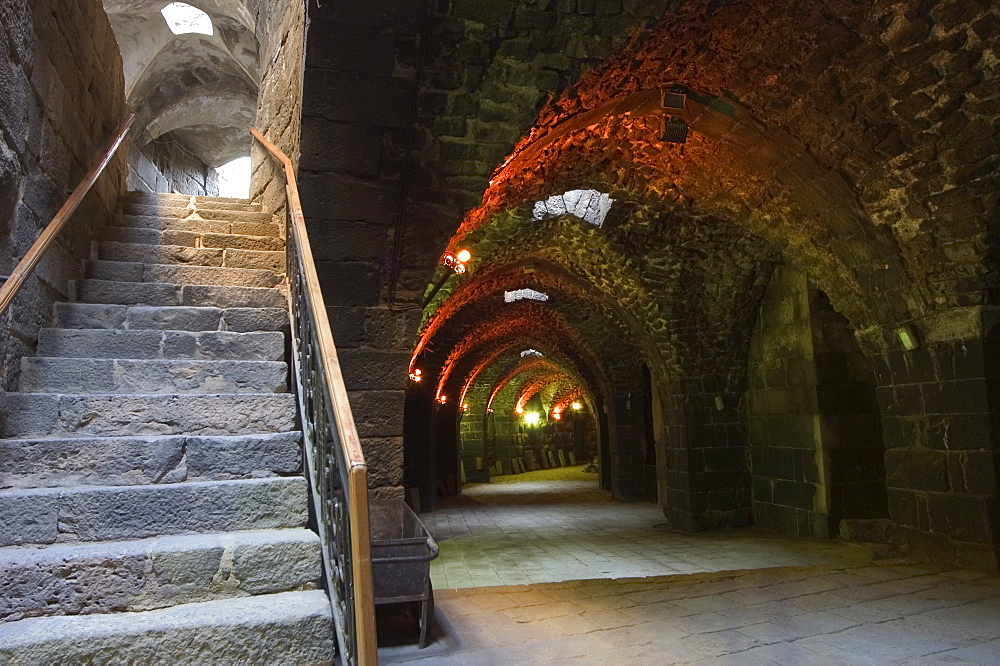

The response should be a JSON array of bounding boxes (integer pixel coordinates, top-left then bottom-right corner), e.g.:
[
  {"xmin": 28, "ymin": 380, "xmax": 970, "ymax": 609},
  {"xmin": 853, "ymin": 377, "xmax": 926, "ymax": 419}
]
[
  {"xmin": 521, "ymin": 349, "xmax": 543, "ymax": 358},
  {"xmin": 504, "ymin": 288, "xmax": 549, "ymax": 303},
  {"xmin": 216, "ymin": 156, "xmax": 250, "ymax": 198},
  {"xmin": 161, "ymin": 2, "xmax": 214, "ymax": 36},
  {"xmin": 532, "ymin": 189, "xmax": 615, "ymax": 227}
]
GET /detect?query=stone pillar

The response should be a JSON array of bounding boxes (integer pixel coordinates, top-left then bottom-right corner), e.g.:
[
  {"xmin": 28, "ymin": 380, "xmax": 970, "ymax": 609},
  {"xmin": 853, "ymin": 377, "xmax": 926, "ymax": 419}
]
[
  {"xmin": 660, "ymin": 379, "xmax": 752, "ymax": 532},
  {"xmin": 871, "ymin": 309, "xmax": 1000, "ymax": 570}
]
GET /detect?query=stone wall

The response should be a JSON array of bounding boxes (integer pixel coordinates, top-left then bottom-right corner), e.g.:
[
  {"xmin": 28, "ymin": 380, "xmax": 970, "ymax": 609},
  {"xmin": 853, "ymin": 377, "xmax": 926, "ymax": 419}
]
[
  {"xmin": 127, "ymin": 136, "xmax": 219, "ymax": 196},
  {"xmin": 748, "ymin": 265, "xmax": 886, "ymax": 539},
  {"xmin": 0, "ymin": 0, "xmax": 126, "ymax": 391},
  {"xmin": 248, "ymin": 0, "xmax": 306, "ymax": 217}
]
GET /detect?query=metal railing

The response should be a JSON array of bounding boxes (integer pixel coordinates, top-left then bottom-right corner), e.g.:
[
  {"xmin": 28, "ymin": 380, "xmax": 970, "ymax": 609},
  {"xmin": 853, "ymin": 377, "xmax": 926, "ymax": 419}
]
[
  {"xmin": 0, "ymin": 114, "xmax": 136, "ymax": 316},
  {"xmin": 250, "ymin": 128, "xmax": 378, "ymax": 665}
]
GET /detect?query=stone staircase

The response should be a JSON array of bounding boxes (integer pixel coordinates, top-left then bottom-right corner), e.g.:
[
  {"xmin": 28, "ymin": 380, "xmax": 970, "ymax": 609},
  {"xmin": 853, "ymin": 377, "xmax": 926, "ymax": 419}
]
[{"xmin": 0, "ymin": 192, "xmax": 334, "ymax": 663}]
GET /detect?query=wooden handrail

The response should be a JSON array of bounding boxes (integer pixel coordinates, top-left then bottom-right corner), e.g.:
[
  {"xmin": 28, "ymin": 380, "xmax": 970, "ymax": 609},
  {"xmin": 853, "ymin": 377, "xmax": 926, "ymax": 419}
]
[
  {"xmin": 0, "ymin": 114, "xmax": 136, "ymax": 316},
  {"xmin": 250, "ymin": 127, "xmax": 378, "ymax": 665}
]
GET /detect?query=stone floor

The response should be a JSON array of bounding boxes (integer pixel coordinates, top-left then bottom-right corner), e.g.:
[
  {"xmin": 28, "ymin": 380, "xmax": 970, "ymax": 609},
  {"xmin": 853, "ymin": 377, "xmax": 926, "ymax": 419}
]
[
  {"xmin": 422, "ymin": 466, "xmax": 873, "ymax": 589},
  {"xmin": 376, "ymin": 466, "xmax": 1000, "ymax": 663}
]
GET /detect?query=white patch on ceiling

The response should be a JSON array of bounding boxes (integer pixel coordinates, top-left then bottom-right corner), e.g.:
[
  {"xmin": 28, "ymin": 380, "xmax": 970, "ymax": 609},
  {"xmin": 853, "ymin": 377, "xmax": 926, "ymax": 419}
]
[
  {"xmin": 521, "ymin": 349, "xmax": 543, "ymax": 358},
  {"xmin": 161, "ymin": 2, "xmax": 214, "ymax": 36},
  {"xmin": 532, "ymin": 189, "xmax": 614, "ymax": 227},
  {"xmin": 215, "ymin": 156, "xmax": 251, "ymax": 199},
  {"xmin": 504, "ymin": 288, "xmax": 549, "ymax": 303}
]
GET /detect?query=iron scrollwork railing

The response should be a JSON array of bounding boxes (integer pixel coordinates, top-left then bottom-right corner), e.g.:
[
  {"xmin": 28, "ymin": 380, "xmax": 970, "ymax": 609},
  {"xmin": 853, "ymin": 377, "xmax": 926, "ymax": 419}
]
[{"xmin": 251, "ymin": 128, "xmax": 377, "ymax": 665}]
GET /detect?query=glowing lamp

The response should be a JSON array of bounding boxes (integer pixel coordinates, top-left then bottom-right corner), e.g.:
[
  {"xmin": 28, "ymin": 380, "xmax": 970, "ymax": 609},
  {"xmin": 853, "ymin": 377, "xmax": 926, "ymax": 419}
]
[
  {"xmin": 524, "ymin": 411, "xmax": 540, "ymax": 425},
  {"xmin": 437, "ymin": 395, "xmax": 447, "ymax": 404},
  {"xmin": 571, "ymin": 401, "xmax": 582, "ymax": 410},
  {"xmin": 456, "ymin": 249, "xmax": 472, "ymax": 263},
  {"xmin": 552, "ymin": 411, "xmax": 562, "ymax": 420},
  {"xmin": 515, "ymin": 405, "xmax": 524, "ymax": 414},
  {"xmin": 408, "ymin": 368, "xmax": 422, "ymax": 382},
  {"xmin": 462, "ymin": 403, "xmax": 470, "ymax": 412}
]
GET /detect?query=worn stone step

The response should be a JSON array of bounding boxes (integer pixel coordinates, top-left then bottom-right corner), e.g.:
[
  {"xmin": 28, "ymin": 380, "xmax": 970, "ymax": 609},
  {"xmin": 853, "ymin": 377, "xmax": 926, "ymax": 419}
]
[
  {"xmin": 0, "ymin": 528, "xmax": 320, "ymax": 622},
  {"xmin": 98, "ymin": 241, "xmax": 285, "ymax": 271},
  {"xmin": 112, "ymin": 214, "xmax": 280, "ymax": 236},
  {"xmin": 37, "ymin": 328, "xmax": 284, "ymax": 360},
  {"xmin": 19, "ymin": 358, "xmax": 288, "ymax": 394},
  {"xmin": 0, "ymin": 590, "xmax": 333, "ymax": 664},
  {"xmin": 121, "ymin": 191, "xmax": 260, "ymax": 208},
  {"xmin": 120, "ymin": 203, "xmax": 266, "ymax": 221},
  {"xmin": 1, "ymin": 392, "xmax": 296, "ymax": 439},
  {"xmin": 87, "ymin": 260, "xmax": 282, "ymax": 288},
  {"xmin": 102, "ymin": 227, "xmax": 284, "ymax": 252},
  {"xmin": 0, "ymin": 432, "xmax": 302, "ymax": 490},
  {"xmin": 54, "ymin": 302, "xmax": 288, "ymax": 333},
  {"xmin": 0, "ymin": 476, "xmax": 307, "ymax": 547},
  {"xmin": 74, "ymin": 279, "xmax": 286, "ymax": 309}
]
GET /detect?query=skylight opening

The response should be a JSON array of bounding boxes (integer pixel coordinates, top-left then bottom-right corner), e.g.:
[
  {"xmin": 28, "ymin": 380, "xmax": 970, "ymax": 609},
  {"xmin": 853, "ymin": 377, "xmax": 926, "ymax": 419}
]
[
  {"xmin": 504, "ymin": 288, "xmax": 549, "ymax": 303},
  {"xmin": 532, "ymin": 189, "xmax": 615, "ymax": 227},
  {"xmin": 521, "ymin": 349, "xmax": 543, "ymax": 358},
  {"xmin": 161, "ymin": 2, "xmax": 214, "ymax": 36},
  {"xmin": 215, "ymin": 156, "xmax": 251, "ymax": 199}
]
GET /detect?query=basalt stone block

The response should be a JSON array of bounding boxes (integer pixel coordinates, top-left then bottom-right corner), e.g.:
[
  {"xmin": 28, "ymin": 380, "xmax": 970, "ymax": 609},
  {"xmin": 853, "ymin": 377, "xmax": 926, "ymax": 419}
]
[
  {"xmin": 1, "ymin": 393, "xmax": 296, "ymax": 438},
  {"xmin": 186, "ymin": 432, "xmax": 302, "ymax": 479},
  {"xmin": 99, "ymin": 242, "xmax": 225, "ymax": 266},
  {"xmin": 20, "ymin": 358, "xmax": 288, "ymax": 395},
  {"xmin": 339, "ymin": 349, "xmax": 409, "ymax": 390},
  {"xmin": 0, "ymin": 528, "xmax": 320, "ymax": 622},
  {"xmin": 223, "ymin": 248, "xmax": 285, "ymax": 272},
  {"xmin": 180, "ymin": 284, "xmax": 286, "ymax": 309},
  {"xmin": 346, "ymin": 390, "xmax": 405, "ymax": 438},
  {"xmin": 0, "ymin": 435, "xmax": 184, "ymax": 489},
  {"xmin": 0, "ymin": 590, "xmax": 334, "ymax": 664}
]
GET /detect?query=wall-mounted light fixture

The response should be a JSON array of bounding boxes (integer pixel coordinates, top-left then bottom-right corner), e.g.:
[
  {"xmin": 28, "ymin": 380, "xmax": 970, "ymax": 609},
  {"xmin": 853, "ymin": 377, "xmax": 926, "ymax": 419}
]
[
  {"xmin": 462, "ymin": 403, "xmax": 470, "ymax": 412},
  {"xmin": 523, "ymin": 411, "xmax": 540, "ymax": 426},
  {"xmin": 423, "ymin": 249, "xmax": 473, "ymax": 307},
  {"xmin": 896, "ymin": 324, "xmax": 920, "ymax": 351},
  {"xmin": 408, "ymin": 368, "xmax": 422, "ymax": 382},
  {"xmin": 437, "ymin": 394, "xmax": 448, "ymax": 405},
  {"xmin": 661, "ymin": 116, "xmax": 688, "ymax": 143},
  {"xmin": 571, "ymin": 401, "xmax": 582, "ymax": 411}
]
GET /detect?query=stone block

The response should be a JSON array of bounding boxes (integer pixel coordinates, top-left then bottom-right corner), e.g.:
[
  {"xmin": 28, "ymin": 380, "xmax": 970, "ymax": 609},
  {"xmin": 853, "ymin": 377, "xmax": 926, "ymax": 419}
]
[
  {"xmin": 317, "ymin": 261, "xmax": 380, "ymax": 307},
  {"xmin": 885, "ymin": 448, "xmax": 948, "ymax": 492},
  {"xmin": 347, "ymin": 390, "xmax": 405, "ymax": 437},
  {"xmin": 339, "ymin": 349, "xmax": 410, "ymax": 390},
  {"xmin": 299, "ymin": 171, "xmax": 398, "ymax": 224},
  {"xmin": 0, "ymin": 590, "xmax": 334, "ymax": 664}
]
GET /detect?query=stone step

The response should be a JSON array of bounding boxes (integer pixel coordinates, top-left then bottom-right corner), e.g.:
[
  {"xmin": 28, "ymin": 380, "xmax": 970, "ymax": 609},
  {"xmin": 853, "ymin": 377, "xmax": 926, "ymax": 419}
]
[
  {"xmin": 0, "ymin": 528, "xmax": 320, "ymax": 622},
  {"xmin": 87, "ymin": 260, "xmax": 282, "ymax": 288},
  {"xmin": 54, "ymin": 302, "xmax": 288, "ymax": 333},
  {"xmin": 120, "ymin": 202, "xmax": 267, "ymax": 221},
  {"xmin": 19, "ymin": 358, "xmax": 288, "ymax": 394},
  {"xmin": 0, "ymin": 590, "xmax": 333, "ymax": 663},
  {"xmin": 0, "ymin": 476, "xmax": 307, "ymax": 547},
  {"xmin": 0, "ymin": 432, "xmax": 302, "ymax": 489},
  {"xmin": 102, "ymin": 226, "xmax": 284, "ymax": 252},
  {"xmin": 121, "ymin": 191, "xmax": 260, "ymax": 209},
  {"xmin": 73, "ymin": 279, "xmax": 286, "ymax": 309},
  {"xmin": 98, "ymin": 241, "xmax": 285, "ymax": 272},
  {"xmin": 112, "ymin": 214, "xmax": 280, "ymax": 236},
  {"xmin": 37, "ymin": 328, "xmax": 284, "ymax": 360},
  {"xmin": 1, "ymin": 392, "xmax": 296, "ymax": 438}
]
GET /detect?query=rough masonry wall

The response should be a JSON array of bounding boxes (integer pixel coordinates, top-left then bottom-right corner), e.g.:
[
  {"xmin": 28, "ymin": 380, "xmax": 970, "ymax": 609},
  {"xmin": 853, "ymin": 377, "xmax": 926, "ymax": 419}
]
[
  {"xmin": 249, "ymin": 0, "xmax": 305, "ymax": 216},
  {"xmin": 127, "ymin": 136, "xmax": 220, "ymax": 196},
  {"xmin": 0, "ymin": 0, "xmax": 126, "ymax": 391}
]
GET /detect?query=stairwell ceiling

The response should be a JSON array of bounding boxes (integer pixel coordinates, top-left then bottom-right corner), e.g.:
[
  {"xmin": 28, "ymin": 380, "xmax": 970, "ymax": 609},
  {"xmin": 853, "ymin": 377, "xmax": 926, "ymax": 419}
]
[{"xmin": 103, "ymin": 0, "xmax": 260, "ymax": 166}]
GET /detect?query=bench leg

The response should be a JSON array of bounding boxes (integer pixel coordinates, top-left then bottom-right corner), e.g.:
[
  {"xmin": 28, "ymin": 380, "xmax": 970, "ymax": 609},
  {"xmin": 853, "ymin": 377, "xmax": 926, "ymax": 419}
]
[{"xmin": 419, "ymin": 580, "xmax": 434, "ymax": 648}]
